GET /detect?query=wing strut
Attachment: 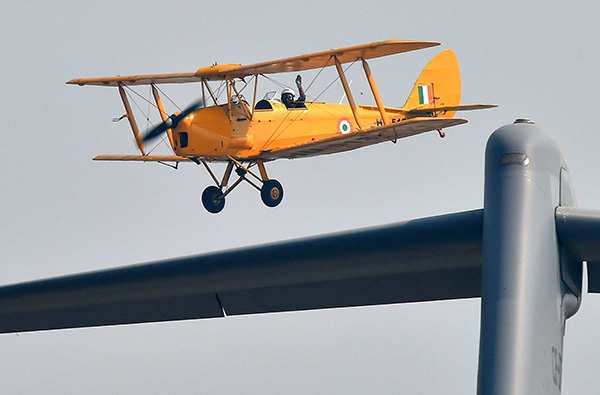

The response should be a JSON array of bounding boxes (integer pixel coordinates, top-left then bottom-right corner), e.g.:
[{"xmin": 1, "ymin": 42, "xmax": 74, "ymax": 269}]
[
  {"xmin": 231, "ymin": 82, "xmax": 252, "ymax": 120},
  {"xmin": 202, "ymin": 79, "xmax": 218, "ymax": 106},
  {"xmin": 251, "ymin": 75, "xmax": 259, "ymax": 120},
  {"xmin": 150, "ymin": 84, "xmax": 175, "ymax": 151},
  {"xmin": 361, "ymin": 59, "xmax": 389, "ymax": 126},
  {"xmin": 334, "ymin": 56, "xmax": 363, "ymax": 130},
  {"xmin": 118, "ymin": 85, "xmax": 146, "ymax": 155}
]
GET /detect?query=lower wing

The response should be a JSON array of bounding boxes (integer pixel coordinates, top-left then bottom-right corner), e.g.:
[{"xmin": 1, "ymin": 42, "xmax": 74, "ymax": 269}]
[
  {"xmin": 259, "ymin": 117, "xmax": 467, "ymax": 160},
  {"xmin": 93, "ymin": 154, "xmax": 191, "ymax": 162}
]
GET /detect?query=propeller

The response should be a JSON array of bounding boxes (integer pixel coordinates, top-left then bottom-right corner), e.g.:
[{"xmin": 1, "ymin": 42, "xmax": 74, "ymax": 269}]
[{"xmin": 142, "ymin": 98, "xmax": 204, "ymax": 144}]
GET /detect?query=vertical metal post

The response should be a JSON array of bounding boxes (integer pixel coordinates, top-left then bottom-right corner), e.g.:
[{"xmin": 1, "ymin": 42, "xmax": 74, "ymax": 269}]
[
  {"xmin": 334, "ymin": 56, "xmax": 362, "ymax": 130},
  {"xmin": 478, "ymin": 121, "xmax": 576, "ymax": 395},
  {"xmin": 151, "ymin": 84, "xmax": 175, "ymax": 151},
  {"xmin": 231, "ymin": 82, "xmax": 252, "ymax": 120},
  {"xmin": 117, "ymin": 85, "xmax": 145, "ymax": 155},
  {"xmin": 361, "ymin": 58, "xmax": 388, "ymax": 125},
  {"xmin": 256, "ymin": 160, "xmax": 268, "ymax": 181},
  {"xmin": 251, "ymin": 74, "xmax": 259, "ymax": 119},
  {"xmin": 227, "ymin": 79, "xmax": 232, "ymax": 116},
  {"xmin": 220, "ymin": 162, "xmax": 234, "ymax": 188},
  {"xmin": 202, "ymin": 80, "xmax": 218, "ymax": 106}
]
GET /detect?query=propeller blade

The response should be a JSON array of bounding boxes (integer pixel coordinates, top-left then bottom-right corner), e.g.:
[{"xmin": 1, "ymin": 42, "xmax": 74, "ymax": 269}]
[{"xmin": 142, "ymin": 98, "xmax": 204, "ymax": 144}]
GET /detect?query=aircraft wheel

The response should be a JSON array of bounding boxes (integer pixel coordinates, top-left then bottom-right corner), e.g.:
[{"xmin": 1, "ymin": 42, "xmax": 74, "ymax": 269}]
[
  {"xmin": 202, "ymin": 186, "xmax": 225, "ymax": 213},
  {"xmin": 261, "ymin": 179, "xmax": 284, "ymax": 207}
]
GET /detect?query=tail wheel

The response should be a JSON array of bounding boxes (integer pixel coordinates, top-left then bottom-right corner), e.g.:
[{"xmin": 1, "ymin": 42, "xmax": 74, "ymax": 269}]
[
  {"xmin": 261, "ymin": 179, "xmax": 284, "ymax": 207},
  {"xmin": 201, "ymin": 186, "xmax": 225, "ymax": 213}
]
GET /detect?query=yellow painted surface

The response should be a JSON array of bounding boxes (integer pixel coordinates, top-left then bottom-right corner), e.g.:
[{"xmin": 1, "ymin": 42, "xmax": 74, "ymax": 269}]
[
  {"xmin": 117, "ymin": 85, "xmax": 145, "ymax": 155},
  {"xmin": 151, "ymin": 84, "xmax": 175, "ymax": 150},
  {"xmin": 173, "ymin": 100, "xmax": 400, "ymax": 159},
  {"xmin": 75, "ymin": 46, "xmax": 494, "ymax": 163},
  {"xmin": 402, "ymin": 49, "xmax": 461, "ymax": 118},
  {"xmin": 66, "ymin": 40, "xmax": 439, "ymax": 86}
]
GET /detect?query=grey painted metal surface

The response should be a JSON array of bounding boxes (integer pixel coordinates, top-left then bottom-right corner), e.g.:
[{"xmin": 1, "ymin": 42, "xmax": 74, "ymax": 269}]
[
  {"xmin": 556, "ymin": 207, "xmax": 600, "ymax": 261},
  {"xmin": 3, "ymin": 120, "xmax": 600, "ymax": 394},
  {"xmin": 556, "ymin": 207, "xmax": 600, "ymax": 292},
  {"xmin": 477, "ymin": 122, "xmax": 581, "ymax": 395},
  {"xmin": 0, "ymin": 209, "xmax": 482, "ymax": 333}
]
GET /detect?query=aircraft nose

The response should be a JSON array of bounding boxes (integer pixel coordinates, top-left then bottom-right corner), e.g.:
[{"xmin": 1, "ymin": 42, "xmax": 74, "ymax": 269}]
[{"xmin": 177, "ymin": 114, "xmax": 194, "ymax": 129}]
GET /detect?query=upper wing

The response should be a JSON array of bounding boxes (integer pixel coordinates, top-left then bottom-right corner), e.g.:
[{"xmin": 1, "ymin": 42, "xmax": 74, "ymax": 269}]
[
  {"xmin": 259, "ymin": 117, "xmax": 467, "ymax": 160},
  {"xmin": 0, "ymin": 209, "xmax": 482, "ymax": 333},
  {"xmin": 67, "ymin": 40, "xmax": 439, "ymax": 86},
  {"xmin": 229, "ymin": 40, "xmax": 439, "ymax": 77}
]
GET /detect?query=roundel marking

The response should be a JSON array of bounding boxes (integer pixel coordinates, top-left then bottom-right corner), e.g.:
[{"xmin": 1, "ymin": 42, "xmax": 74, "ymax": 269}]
[{"xmin": 338, "ymin": 119, "xmax": 352, "ymax": 135}]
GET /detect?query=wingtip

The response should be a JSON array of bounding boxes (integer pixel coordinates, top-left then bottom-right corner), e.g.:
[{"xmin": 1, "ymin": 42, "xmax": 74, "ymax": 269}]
[{"xmin": 387, "ymin": 39, "xmax": 441, "ymax": 47}]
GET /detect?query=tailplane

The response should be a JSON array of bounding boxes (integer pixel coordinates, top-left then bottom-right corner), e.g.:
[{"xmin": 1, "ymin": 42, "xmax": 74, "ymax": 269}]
[{"xmin": 403, "ymin": 49, "xmax": 495, "ymax": 118}]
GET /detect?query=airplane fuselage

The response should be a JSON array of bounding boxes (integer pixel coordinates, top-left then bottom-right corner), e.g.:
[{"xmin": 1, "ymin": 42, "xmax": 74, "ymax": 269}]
[{"xmin": 172, "ymin": 100, "xmax": 406, "ymax": 160}]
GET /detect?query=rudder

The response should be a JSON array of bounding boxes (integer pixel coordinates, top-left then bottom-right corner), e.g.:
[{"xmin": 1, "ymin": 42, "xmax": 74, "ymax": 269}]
[{"xmin": 403, "ymin": 49, "xmax": 461, "ymax": 118}]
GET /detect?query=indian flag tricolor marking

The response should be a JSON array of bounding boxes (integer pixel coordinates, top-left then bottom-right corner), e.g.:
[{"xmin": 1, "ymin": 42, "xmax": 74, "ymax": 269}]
[{"xmin": 418, "ymin": 84, "xmax": 434, "ymax": 105}]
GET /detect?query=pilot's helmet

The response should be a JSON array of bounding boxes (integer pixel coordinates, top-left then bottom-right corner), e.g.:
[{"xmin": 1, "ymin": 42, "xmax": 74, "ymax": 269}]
[{"xmin": 281, "ymin": 88, "xmax": 295, "ymax": 103}]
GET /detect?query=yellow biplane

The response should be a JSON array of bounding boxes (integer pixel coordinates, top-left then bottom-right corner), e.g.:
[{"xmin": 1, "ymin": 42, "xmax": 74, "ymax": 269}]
[{"xmin": 68, "ymin": 40, "xmax": 495, "ymax": 213}]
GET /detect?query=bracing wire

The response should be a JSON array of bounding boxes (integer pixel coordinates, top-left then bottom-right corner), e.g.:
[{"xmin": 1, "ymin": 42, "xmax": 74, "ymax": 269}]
[
  {"xmin": 261, "ymin": 59, "xmax": 357, "ymax": 150},
  {"xmin": 122, "ymin": 85, "xmax": 174, "ymax": 155},
  {"xmin": 146, "ymin": 85, "xmax": 152, "ymax": 129},
  {"xmin": 261, "ymin": 74, "xmax": 294, "ymax": 90},
  {"xmin": 154, "ymin": 85, "xmax": 182, "ymax": 111},
  {"xmin": 213, "ymin": 81, "xmax": 226, "ymax": 101},
  {"xmin": 311, "ymin": 60, "xmax": 357, "ymax": 102},
  {"xmin": 125, "ymin": 88, "xmax": 152, "ymax": 125},
  {"xmin": 237, "ymin": 76, "xmax": 253, "ymax": 95},
  {"xmin": 123, "ymin": 85, "xmax": 158, "ymax": 110},
  {"xmin": 304, "ymin": 56, "xmax": 332, "ymax": 95},
  {"xmin": 147, "ymin": 135, "xmax": 168, "ymax": 155}
]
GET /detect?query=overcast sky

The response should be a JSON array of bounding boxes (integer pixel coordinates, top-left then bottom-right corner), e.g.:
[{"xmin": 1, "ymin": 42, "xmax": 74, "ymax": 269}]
[{"xmin": 1, "ymin": 1, "xmax": 599, "ymax": 394}]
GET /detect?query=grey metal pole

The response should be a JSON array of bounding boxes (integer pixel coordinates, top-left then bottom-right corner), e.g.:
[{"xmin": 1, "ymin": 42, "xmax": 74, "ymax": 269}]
[{"xmin": 477, "ymin": 120, "xmax": 579, "ymax": 395}]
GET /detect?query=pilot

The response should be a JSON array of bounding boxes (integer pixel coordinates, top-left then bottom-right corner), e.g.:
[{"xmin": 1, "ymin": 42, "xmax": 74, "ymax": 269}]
[{"xmin": 281, "ymin": 75, "xmax": 306, "ymax": 109}]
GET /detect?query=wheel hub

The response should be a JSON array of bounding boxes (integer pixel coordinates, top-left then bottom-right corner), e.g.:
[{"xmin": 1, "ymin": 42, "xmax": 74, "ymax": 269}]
[{"xmin": 270, "ymin": 187, "xmax": 280, "ymax": 200}]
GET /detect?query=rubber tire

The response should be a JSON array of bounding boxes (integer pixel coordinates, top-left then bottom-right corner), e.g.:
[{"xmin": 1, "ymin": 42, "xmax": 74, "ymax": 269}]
[
  {"xmin": 201, "ymin": 186, "xmax": 225, "ymax": 213},
  {"xmin": 261, "ymin": 179, "xmax": 284, "ymax": 207}
]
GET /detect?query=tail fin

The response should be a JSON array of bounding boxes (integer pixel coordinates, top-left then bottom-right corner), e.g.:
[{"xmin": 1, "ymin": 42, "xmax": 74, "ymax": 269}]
[{"xmin": 403, "ymin": 49, "xmax": 461, "ymax": 118}]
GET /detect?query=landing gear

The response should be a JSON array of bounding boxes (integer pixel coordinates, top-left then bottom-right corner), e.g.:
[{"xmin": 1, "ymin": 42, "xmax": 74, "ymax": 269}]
[
  {"xmin": 261, "ymin": 179, "xmax": 284, "ymax": 207},
  {"xmin": 196, "ymin": 157, "xmax": 283, "ymax": 213},
  {"xmin": 437, "ymin": 129, "xmax": 445, "ymax": 138},
  {"xmin": 201, "ymin": 186, "xmax": 225, "ymax": 213}
]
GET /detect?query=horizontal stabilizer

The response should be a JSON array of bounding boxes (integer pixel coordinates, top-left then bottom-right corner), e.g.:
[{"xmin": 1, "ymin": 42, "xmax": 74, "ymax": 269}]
[
  {"xmin": 405, "ymin": 104, "xmax": 497, "ymax": 115},
  {"xmin": 555, "ymin": 207, "xmax": 600, "ymax": 292},
  {"xmin": 93, "ymin": 154, "xmax": 191, "ymax": 162},
  {"xmin": 0, "ymin": 209, "xmax": 483, "ymax": 333}
]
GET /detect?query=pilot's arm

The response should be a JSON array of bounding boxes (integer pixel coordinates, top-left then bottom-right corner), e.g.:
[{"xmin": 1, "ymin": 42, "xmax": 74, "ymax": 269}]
[{"xmin": 295, "ymin": 75, "xmax": 305, "ymax": 103}]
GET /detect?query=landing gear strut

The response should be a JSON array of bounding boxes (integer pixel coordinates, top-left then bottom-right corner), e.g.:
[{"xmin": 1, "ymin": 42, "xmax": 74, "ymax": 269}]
[{"xmin": 197, "ymin": 157, "xmax": 284, "ymax": 214}]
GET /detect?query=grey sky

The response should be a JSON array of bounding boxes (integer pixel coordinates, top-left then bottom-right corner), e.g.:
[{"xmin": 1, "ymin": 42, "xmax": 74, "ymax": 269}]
[{"xmin": 1, "ymin": 0, "xmax": 599, "ymax": 393}]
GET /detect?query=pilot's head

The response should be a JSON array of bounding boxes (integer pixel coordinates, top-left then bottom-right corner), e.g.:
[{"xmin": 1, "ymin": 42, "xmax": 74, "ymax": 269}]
[{"xmin": 281, "ymin": 88, "xmax": 295, "ymax": 106}]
